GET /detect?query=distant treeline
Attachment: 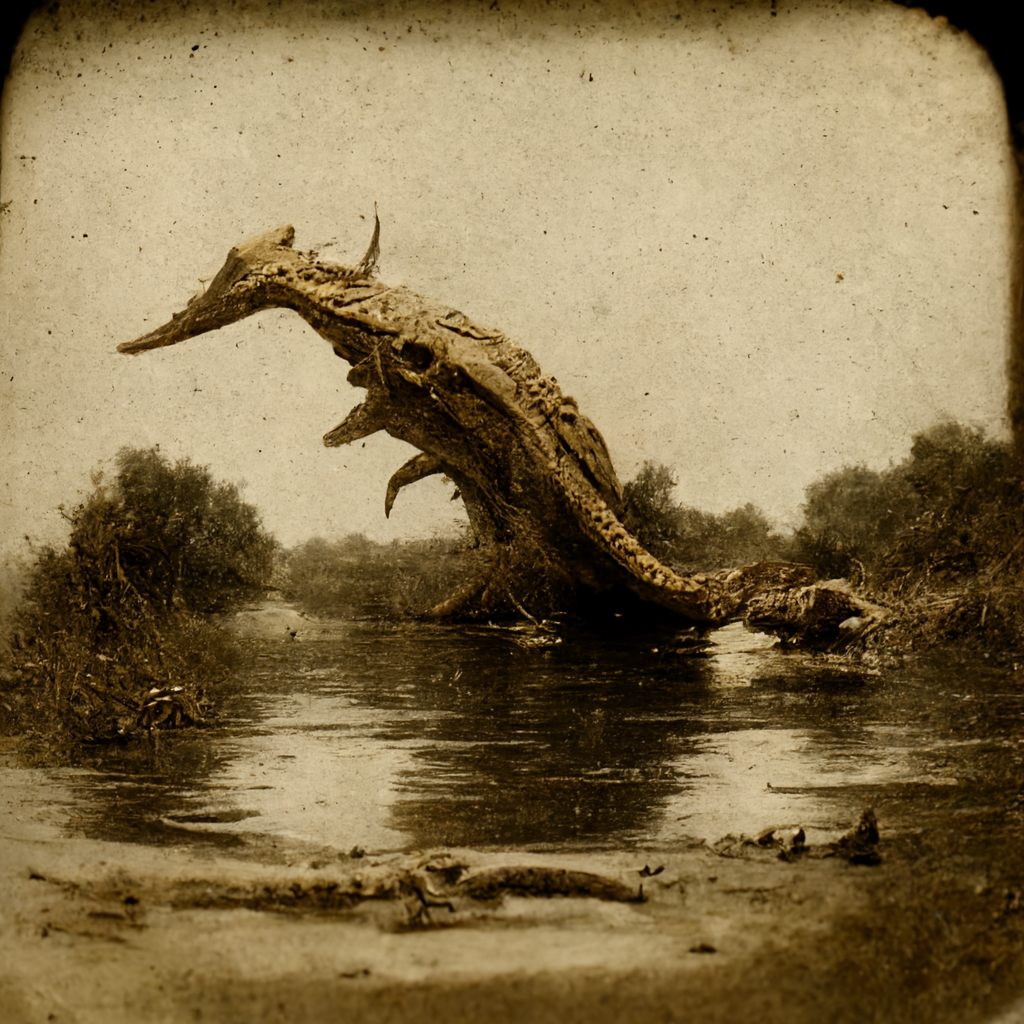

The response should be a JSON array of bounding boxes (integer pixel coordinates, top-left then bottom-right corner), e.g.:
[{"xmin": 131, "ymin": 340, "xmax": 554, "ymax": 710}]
[{"xmin": 283, "ymin": 532, "xmax": 486, "ymax": 619}]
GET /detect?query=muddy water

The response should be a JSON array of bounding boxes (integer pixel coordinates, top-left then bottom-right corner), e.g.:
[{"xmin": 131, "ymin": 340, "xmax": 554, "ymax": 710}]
[{"xmin": 59, "ymin": 607, "xmax": 1024, "ymax": 857}]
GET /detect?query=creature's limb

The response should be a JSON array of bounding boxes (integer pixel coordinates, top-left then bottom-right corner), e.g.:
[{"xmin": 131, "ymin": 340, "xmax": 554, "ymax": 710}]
[{"xmin": 385, "ymin": 453, "xmax": 445, "ymax": 518}]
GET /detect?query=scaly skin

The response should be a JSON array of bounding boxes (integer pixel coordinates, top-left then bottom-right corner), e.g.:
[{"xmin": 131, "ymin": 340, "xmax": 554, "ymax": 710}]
[{"xmin": 119, "ymin": 221, "xmax": 886, "ymax": 639}]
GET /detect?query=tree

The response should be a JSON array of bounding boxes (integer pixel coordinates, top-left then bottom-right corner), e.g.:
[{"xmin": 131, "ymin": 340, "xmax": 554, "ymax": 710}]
[
  {"xmin": 624, "ymin": 463, "xmax": 784, "ymax": 571},
  {"xmin": 713, "ymin": 503, "xmax": 786, "ymax": 567},
  {"xmin": 622, "ymin": 461, "xmax": 684, "ymax": 561},
  {"xmin": 789, "ymin": 465, "xmax": 914, "ymax": 581},
  {"xmin": 113, "ymin": 446, "xmax": 278, "ymax": 611},
  {"xmin": 901, "ymin": 422, "xmax": 1014, "ymax": 513},
  {"xmin": 880, "ymin": 422, "xmax": 1019, "ymax": 582}
]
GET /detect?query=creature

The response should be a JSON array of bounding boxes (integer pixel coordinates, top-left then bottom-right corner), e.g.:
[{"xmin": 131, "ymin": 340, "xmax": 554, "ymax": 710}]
[{"xmin": 119, "ymin": 216, "xmax": 885, "ymax": 642}]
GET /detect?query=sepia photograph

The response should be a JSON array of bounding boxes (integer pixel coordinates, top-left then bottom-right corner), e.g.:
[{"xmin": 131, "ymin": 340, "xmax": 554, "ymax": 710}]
[{"xmin": 2, "ymin": 0, "xmax": 1023, "ymax": 1019}]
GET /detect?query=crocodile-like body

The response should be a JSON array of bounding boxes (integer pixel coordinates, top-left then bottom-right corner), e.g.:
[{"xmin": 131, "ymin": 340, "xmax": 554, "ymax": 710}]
[{"xmin": 119, "ymin": 222, "xmax": 885, "ymax": 640}]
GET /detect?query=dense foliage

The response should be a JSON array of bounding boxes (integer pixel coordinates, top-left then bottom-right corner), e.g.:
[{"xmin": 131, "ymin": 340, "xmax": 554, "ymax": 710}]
[
  {"xmin": 3, "ymin": 447, "xmax": 277, "ymax": 745},
  {"xmin": 786, "ymin": 464, "xmax": 917, "ymax": 582},
  {"xmin": 623, "ymin": 424, "xmax": 1024, "ymax": 650},
  {"xmin": 623, "ymin": 461, "xmax": 786, "ymax": 570},
  {"xmin": 110, "ymin": 446, "xmax": 278, "ymax": 613},
  {"xmin": 787, "ymin": 423, "xmax": 1024, "ymax": 650}
]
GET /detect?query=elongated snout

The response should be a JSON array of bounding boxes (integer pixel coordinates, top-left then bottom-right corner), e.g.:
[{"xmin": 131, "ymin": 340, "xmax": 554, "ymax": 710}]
[
  {"xmin": 118, "ymin": 290, "xmax": 254, "ymax": 353},
  {"xmin": 118, "ymin": 225, "xmax": 297, "ymax": 354}
]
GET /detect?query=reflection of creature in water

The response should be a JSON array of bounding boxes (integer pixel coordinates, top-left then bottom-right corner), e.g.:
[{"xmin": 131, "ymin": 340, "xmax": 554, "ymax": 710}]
[
  {"xmin": 383, "ymin": 622, "xmax": 720, "ymax": 848},
  {"xmin": 380, "ymin": 618, "xmax": 900, "ymax": 850},
  {"xmin": 61, "ymin": 615, "xmax": 1024, "ymax": 861}
]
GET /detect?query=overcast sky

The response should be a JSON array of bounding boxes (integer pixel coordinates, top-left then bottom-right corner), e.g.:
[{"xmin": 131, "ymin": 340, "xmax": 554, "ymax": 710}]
[{"xmin": 0, "ymin": 0, "xmax": 1015, "ymax": 557}]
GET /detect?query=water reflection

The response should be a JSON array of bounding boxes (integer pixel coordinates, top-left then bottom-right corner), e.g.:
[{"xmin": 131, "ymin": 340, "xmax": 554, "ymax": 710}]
[
  {"xmin": 385, "ymin": 626, "xmax": 714, "ymax": 849},
  {"xmin": 62, "ymin": 612, "xmax": 1024, "ymax": 856},
  {"xmin": 65, "ymin": 730, "xmax": 250, "ymax": 849},
  {"xmin": 386, "ymin": 622, "xmax": 909, "ymax": 849}
]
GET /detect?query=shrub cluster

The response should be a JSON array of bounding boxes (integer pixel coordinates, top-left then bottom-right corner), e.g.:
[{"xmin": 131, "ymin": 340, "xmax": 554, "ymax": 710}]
[
  {"xmin": 786, "ymin": 422, "xmax": 1024, "ymax": 650},
  {"xmin": 622, "ymin": 461, "xmax": 786, "ymax": 571},
  {"xmin": 621, "ymin": 423, "xmax": 1024, "ymax": 650},
  {"xmin": 3, "ymin": 447, "xmax": 277, "ymax": 746}
]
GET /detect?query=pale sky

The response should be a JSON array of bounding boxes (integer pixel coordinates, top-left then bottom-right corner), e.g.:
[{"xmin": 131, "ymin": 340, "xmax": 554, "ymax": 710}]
[{"xmin": 0, "ymin": 0, "xmax": 1016, "ymax": 557}]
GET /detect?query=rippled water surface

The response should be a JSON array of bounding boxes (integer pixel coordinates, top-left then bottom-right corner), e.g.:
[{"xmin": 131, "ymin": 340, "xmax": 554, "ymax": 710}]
[{"xmin": 60, "ymin": 607, "xmax": 1024, "ymax": 855}]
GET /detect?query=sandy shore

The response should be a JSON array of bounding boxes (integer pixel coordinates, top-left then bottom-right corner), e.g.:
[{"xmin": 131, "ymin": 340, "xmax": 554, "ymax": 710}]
[
  {"xmin": 4, "ymin": 603, "xmax": 1024, "ymax": 1022},
  {"xmin": 0, "ymin": 778, "xmax": 862, "ymax": 1023},
  {"xmin": 3, "ymin": 748, "xmax": 1024, "ymax": 1024}
]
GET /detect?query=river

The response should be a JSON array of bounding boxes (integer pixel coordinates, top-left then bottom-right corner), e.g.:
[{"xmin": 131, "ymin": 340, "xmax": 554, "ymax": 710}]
[{"xmin": 53, "ymin": 603, "xmax": 1024, "ymax": 864}]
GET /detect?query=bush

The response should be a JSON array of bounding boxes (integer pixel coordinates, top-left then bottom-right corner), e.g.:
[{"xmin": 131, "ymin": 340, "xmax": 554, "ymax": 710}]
[
  {"xmin": 623, "ymin": 461, "xmax": 785, "ymax": 570},
  {"xmin": 881, "ymin": 424, "xmax": 1018, "ymax": 579},
  {"xmin": 3, "ymin": 447, "xmax": 276, "ymax": 746},
  {"xmin": 110, "ymin": 446, "xmax": 278, "ymax": 612},
  {"xmin": 788, "ymin": 422, "xmax": 1024, "ymax": 650},
  {"xmin": 786, "ymin": 464, "xmax": 916, "ymax": 582}
]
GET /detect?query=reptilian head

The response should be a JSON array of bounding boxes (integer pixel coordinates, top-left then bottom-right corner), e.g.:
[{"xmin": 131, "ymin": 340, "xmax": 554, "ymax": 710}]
[
  {"xmin": 118, "ymin": 215, "xmax": 380, "ymax": 355},
  {"xmin": 117, "ymin": 225, "xmax": 300, "ymax": 354}
]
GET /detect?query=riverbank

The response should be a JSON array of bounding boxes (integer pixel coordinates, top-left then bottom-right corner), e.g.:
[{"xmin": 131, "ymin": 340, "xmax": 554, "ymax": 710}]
[
  {"xmin": 2, "ymin": 757, "xmax": 1022, "ymax": 1024},
  {"xmin": 5, "ymin": 600, "xmax": 1024, "ymax": 1022}
]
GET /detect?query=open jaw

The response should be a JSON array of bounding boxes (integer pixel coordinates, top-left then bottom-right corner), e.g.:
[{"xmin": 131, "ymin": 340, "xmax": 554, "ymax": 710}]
[{"xmin": 119, "ymin": 219, "xmax": 888, "ymax": 643}]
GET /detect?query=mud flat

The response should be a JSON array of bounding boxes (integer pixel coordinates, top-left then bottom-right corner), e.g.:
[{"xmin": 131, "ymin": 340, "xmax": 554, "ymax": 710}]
[{"xmin": 3, "ymin": 750, "xmax": 1024, "ymax": 1024}]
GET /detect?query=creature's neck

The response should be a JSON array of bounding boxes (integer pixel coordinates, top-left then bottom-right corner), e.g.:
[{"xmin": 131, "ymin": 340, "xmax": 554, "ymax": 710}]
[{"xmin": 255, "ymin": 259, "xmax": 392, "ymax": 362}]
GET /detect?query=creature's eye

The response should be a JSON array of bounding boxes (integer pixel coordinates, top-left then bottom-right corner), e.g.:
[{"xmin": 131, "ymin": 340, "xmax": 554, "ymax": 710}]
[{"xmin": 403, "ymin": 343, "xmax": 434, "ymax": 371}]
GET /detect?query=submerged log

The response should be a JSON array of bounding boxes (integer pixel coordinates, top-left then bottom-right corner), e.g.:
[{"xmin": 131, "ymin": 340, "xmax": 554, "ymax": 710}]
[{"xmin": 119, "ymin": 218, "xmax": 886, "ymax": 644}]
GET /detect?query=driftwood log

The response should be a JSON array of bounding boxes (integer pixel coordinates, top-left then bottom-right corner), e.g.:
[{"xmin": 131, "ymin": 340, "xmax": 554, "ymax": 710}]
[{"xmin": 119, "ymin": 219, "xmax": 885, "ymax": 645}]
